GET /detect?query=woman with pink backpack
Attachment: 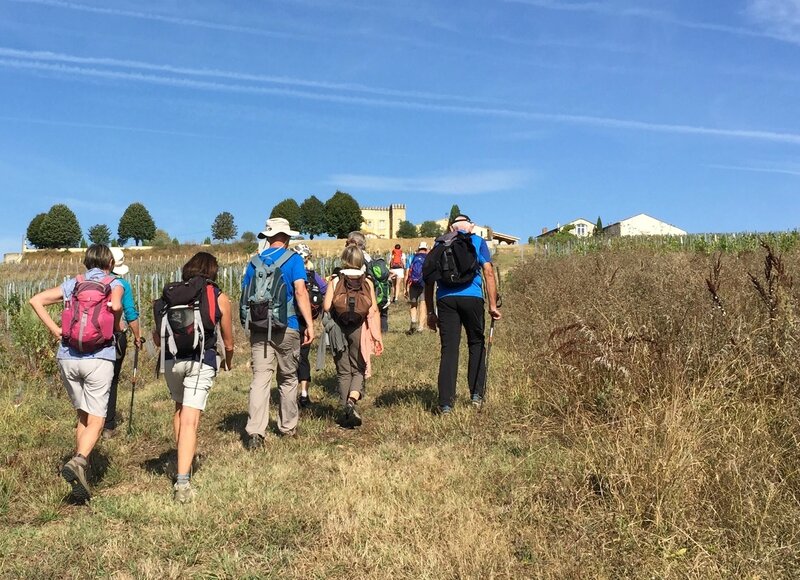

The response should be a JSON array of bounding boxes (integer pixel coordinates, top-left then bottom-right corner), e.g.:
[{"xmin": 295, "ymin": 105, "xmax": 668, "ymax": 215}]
[{"xmin": 29, "ymin": 244, "xmax": 124, "ymax": 502}]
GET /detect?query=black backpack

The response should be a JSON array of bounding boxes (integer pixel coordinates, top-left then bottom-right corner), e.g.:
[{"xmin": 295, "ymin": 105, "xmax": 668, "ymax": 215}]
[
  {"xmin": 155, "ymin": 276, "xmax": 218, "ymax": 373},
  {"xmin": 307, "ymin": 270, "xmax": 323, "ymax": 319},
  {"xmin": 423, "ymin": 231, "xmax": 479, "ymax": 287}
]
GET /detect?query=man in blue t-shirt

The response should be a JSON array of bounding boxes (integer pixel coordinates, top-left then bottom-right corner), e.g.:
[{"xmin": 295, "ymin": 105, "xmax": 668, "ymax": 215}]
[
  {"xmin": 241, "ymin": 218, "xmax": 314, "ymax": 448},
  {"xmin": 425, "ymin": 214, "xmax": 501, "ymax": 412}
]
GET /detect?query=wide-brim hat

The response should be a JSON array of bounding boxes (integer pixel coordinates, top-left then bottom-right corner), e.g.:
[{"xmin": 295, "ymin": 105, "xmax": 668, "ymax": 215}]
[
  {"xmin": 110, "ymin": 247, "xmax": 129, "ymax": 276},
  {"xmin": 258, "ymin": 217, "xmax": 299, "ymax": 239},
  {"xmin": 418, "ymin": 241, "xmax": 429, "ymax": 251}
]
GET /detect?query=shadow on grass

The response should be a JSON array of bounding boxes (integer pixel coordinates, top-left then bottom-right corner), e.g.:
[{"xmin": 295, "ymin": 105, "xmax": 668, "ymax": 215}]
[
  {"xmin": 218, "ymin": 412, "xmax": 248, "ymax": 443},
  {"xmin": 141, "ymin": 449, "xmax": 206, "ymax": 481},
  {"xmin": 374, "ymin": 386, "xmax": 438, "ymax": 412}
]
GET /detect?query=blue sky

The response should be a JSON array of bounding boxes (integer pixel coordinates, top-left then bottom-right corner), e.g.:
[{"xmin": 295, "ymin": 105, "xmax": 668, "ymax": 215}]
[{"xmin": 1, "ymin": 0, "xmax": 799, "ymax": 256}]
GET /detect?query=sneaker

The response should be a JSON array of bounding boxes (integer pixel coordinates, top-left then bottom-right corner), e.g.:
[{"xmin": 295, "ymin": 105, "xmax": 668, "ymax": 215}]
[
  {"xmin": 471, "ymin": 394, "xmax": 483, "ymax": 408},
  {"xmin": 246, "ymin": 434, "xmax": 265, "ymax": 451},
  {"xmin": 173, "ymin": 481, "xmax": 195, "ymax": 504},
  {"xmin": 61, "ymin": 457, "xmax": 91, "ymax": 502},
  {"xmin": 439, "ymin": 405, "xmax": 453, "ymax": 415},
  {"xmin": 299, "ymin": 394, "xmax": 311, "ymax": 408},
  {"xmin": 101, "ymin": 428, "xmax": 117, "ymax": 440},
  {"xmin": 344, "ymin": 402, "xmax": 363, "ymax": 428},
  {"xmin": 405, "ymin": 326, "xmax": 416, "ymax": 336}
]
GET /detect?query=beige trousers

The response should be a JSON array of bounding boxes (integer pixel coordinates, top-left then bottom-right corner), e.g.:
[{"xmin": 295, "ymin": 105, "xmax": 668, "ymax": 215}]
[{"xmin": 245, "ymin": 328, "xmax": 301, "ymax": 436}]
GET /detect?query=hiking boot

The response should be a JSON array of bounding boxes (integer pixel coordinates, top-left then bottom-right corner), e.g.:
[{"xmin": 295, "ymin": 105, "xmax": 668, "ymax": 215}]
[
  {"xmin": 173, "ymin": 481, "xmax": 195, "ymax": 504},
  {"xmin": 101, "ymin": 428, "xmax": 117, "ymax": 440},
  {"xmin": 299, "ymin": 394, "xmax": 311, "ymax": 408},
  {"xmin": 471, "ymin": 394, "xmax": 483, "ymax": 408},
  {"xmin": 405, "ymin": 325, "xmax": 416, "ymax": 336},
  {"xmin": 246, "ymin": 434, "xmax": 265, "ymax": 451},
  {"xmin": 438, "ymin": 405, "xmax": 453, "ymax": 415},
  {"xmin": 342, "ymin": 402, "xmax": 363, "ymax": 428},
  {"xmin": 61, "ymin": 457, "xmax": 91, "ymax": 502}
]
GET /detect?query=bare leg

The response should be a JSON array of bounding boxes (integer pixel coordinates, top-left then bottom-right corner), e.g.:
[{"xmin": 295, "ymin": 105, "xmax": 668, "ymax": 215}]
[
  {"xmin": 75, "ymin": 410, "xmax": 105, "ymax": 457},
  {"xmin": 176, "ymin": 406, "xmax": 201, "ymax": 475}
]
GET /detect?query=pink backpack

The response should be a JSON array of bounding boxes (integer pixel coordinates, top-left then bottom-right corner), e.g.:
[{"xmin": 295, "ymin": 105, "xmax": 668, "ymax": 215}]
[{"xmin": 61, "ymin": 275, "xmax": 116, "ymax": 353}]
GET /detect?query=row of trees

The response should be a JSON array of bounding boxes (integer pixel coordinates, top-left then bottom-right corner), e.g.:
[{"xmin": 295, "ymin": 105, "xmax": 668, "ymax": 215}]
[
  {"xmin": 269, "ymin": 191, "xmax": 362, "ymax": 239},
  {"xmin": 396, "ymin": 204, "xmax": 463, "ymax": 238},
  {"xmin": 26, "ymin": 203, "xmax": 157, "ymax": 249}
]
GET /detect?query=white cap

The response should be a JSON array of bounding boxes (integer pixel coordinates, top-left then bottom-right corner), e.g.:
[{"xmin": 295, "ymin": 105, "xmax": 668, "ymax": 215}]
[{"xmin": 110, "ymin": 247, "xmax": 129, "ymax": 276}]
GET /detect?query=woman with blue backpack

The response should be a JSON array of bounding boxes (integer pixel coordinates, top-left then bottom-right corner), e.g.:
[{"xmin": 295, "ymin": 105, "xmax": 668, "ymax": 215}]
[
  {"xmin": 405, "ymin": 241, "xmax": 429, "ymax": 334},
  {"xmin": 29, "ymin": 244, "xmax": 124, "ymax": 502}
]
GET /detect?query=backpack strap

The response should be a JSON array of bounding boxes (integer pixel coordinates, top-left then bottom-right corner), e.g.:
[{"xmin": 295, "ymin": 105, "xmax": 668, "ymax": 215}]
[{"xmin": 206, "ymin": 283, "xmax": 217, "ymax": 324}]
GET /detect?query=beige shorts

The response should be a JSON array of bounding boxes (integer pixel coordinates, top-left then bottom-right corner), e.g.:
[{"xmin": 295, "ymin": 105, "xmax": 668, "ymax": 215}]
[
  {"xmin": 58, "ymin": 358, "xmax": 115, "ymax": 417},
  {"xmin": 164, "ymin": 360, "xmax": 216, "ymax": 411},
  {"xmin": 390, "ymin": 268, "xmax": 405, "ymax": 279}
]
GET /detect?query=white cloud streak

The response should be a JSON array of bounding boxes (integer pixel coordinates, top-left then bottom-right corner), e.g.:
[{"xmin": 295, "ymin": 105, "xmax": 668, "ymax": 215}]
[
  {"xmin": 747, "ymin": 0, "xmax": 800, "ymax": 43},
  {"xmin": 2, "ymin": 55, "xmax": 800, "ymax": 146},
  {"xmin": 504, "ymin": 0, "xmax": 799, "ymax": 44},
  {"xmin": 709, "ymin": 163, "xmax": 800, "ymax": 177},
  {"xmin": 0, "ymin": 47, "xmax": 489, "ymax": 105},
  {"xmin": 329, "ymin": 170, "xmax": 530, "ymax": 195},
  {"xmin": 6, "ymin": 0, "xmax": 302, "ymax": 39}
]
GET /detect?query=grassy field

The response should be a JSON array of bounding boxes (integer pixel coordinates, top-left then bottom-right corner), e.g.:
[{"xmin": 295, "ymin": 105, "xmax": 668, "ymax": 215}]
[{"xmin": 2, "ymin": 244, "xmax": 800, "ymax": 577}]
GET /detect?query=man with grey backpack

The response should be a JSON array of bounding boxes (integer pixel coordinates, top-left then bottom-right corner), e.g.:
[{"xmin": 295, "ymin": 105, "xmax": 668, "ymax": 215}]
[{"xmin": 241, "ymin": 218, "xmax": 314, "ymax": 448}]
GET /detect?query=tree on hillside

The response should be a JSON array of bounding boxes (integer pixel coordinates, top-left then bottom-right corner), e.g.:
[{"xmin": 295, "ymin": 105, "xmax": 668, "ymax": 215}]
[
  {"xmin": 594, "ymin": 216, "xmax": 604, "ymax": 237},
  {"xmin": 26, "ymin": 213, "xmax": 48, "ymax": 248},
  {"xmin": 549, "ymin": 223, "xmax": 576, "ymax": 243},
  {"xmin": 448, "ymin": 204, "xmax": 461, "ymax": 227},
  {"xmin": 397, "ymin": 220, "xmax": 418, "ymax": 239},
  {"xmin": 270, "ymin": 198, "xmax": 301, "ymax": 229},
  {"xmin": 211, "ymin": 211, "xmax": 238, "ymax": 242},
  {"xmin": 88, "ymin": 223, "xmax": 112, "ymax": 245},
  {"xmin": 324, "ymin": 191, "xmax": 362, "ymax": 239},
  {"xmin": 118, "ymin": 202, "xmax": 156, "ymax": 246},
  {"xmin": 298, "ymin": 195, "xmax": 325, "ymax": 239},
  {"xmin": 41, "ymin": 204, "xmax": 82, "ymax": 248},
  {"xmin": 241, "ymin": 231, "xmax": 257, "ymax": 244},
  {"xmin": 151, "ymin": 229, "xmax": 172, "ymax": 247},
  {"xmin": 418, "ymin": 220, "xmax": 442, "ymax": 238}
]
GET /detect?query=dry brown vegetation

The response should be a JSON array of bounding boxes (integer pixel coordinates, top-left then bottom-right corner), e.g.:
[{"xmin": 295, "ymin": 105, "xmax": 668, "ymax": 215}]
[{"xmin": 1, "ymin": 244, "xmax": 799, "ymax": 577}]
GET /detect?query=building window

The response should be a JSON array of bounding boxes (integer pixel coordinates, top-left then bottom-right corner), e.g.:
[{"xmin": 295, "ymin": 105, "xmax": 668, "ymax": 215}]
[
  {"xmin": 576, "ymin": 223, "xmax": 586, "ymax": 236},
  {"xmin": 380, "ymin": 220, "xmax": 386, "ymax": 229}
]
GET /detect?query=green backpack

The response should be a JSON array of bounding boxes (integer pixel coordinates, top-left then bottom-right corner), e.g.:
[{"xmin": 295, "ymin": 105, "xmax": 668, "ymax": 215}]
[{"xmin": 366, "ymin": 257, "xmax": 391, "ymax": 310}]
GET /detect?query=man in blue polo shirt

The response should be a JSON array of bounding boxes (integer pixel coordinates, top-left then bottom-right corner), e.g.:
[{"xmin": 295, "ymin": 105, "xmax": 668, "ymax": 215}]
[
  {"xmin": 425, "ymin": 214, "xmax": 501, "ymax": 413},
  {"xmin": 242, "ymin": 218, "xmax": 314, "ymax": 448}
]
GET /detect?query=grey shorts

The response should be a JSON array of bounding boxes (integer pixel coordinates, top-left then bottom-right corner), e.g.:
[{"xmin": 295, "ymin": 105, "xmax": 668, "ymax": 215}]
[
  {"xmin": 58, "ymin": 358, "xmax": 115, "ymax": 417},
  {"xmin": 164, "ymin": 360, "xmax": 216, "ymax": 411},
  {"xmin": 408, "ymin": 284, "xmax": 424, "ymax": 304}
]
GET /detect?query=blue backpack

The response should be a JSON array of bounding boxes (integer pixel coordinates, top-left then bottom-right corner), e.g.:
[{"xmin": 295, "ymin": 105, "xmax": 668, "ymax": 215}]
[{"xmin": 409, "ymin": 254, "xmax": 425, "ymax": 287}]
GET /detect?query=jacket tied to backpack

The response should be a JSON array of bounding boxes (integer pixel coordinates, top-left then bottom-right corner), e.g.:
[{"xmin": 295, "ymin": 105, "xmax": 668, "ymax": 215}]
[{"xmin": 154, "ymin": 276, "xmax": 220, "ymax": 374}]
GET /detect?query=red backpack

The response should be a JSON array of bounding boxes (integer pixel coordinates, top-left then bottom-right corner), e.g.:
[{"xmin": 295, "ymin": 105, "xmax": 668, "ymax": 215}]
[
  {"xmin": 61, "ymin": 275, "xmax": 116, "ymax": 353},
  {"xmin": 390, "ymin": 248, "xmax": 404, "ymax": 269}
]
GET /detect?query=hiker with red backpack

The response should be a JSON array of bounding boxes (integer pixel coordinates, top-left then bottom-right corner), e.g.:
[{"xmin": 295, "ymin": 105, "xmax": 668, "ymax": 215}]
[
  {"xmin": 389, "ymin": 243, "xmax": 406, "ymax": 303},
  {"xmin": 28, "ymin": 244, "xmax": 124, "ymax": 502},
  {"xmin": 153, "ymin": 251, "xmax": 235, "ymax": 503},
  {"xmin": 323, "ymin": 243, "xmax": 383, "ymax": 427},
  {"xmin": 424, "ymin": 214, "xmax": 501, "ymax": 414},
  {"xmin": 241, "ymin": 218, "xmax": 314, "ymax": 449},
  {"xmin": 405, "ymin": 241, "xmax": 429, "ymax": 334}
]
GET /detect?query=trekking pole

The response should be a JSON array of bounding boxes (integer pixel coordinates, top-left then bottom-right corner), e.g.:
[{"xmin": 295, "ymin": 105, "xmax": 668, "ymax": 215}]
[
  {"xmin": 481, "ymin": 267, "xmax": 502, "ymax": 413},
  {"xmin": 127, "ymin": 338, "xmax": 142, "ymax": 436}
]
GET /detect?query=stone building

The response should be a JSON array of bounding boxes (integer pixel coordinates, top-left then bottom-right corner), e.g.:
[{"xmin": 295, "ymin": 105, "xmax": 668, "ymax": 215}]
[{"xmin": 361, "ymin": 204, "xmax": 407, "ymax": 239}]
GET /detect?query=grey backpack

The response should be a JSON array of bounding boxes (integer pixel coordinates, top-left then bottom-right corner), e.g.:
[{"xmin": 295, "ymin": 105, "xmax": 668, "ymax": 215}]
[{"xmin": 240, "ymin": 250, "xmax": 297, "ymax": 344}]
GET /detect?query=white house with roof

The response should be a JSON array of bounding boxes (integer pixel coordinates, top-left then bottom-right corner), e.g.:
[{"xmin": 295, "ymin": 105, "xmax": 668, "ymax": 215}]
[
  {"xmin": 537, "ymin": 218, "xmax": 596, "ymax": 239},
  {"xmin": 603, "ymin": 214, "xmax": 686, "ymax": 237}
]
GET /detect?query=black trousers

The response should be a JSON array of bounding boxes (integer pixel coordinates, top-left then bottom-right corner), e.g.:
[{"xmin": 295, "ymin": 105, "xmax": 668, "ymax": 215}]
[
  {"xmin": 105, "ymin": 332, "xmax": 127, "ymax": 429},
  {"xmin": 436, "ymin": 296, "xmax": 486, "ymax": 408}
]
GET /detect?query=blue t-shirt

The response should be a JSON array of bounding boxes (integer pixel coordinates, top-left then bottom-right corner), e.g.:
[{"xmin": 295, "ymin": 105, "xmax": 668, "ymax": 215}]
[
  {"xmin": 242, "ymin": 247, "xmax": 306, "ymax": 331},
  {"xmin": 435, "ymin": 233, "xmax": 492, "ymax": 301},
  {"xmin": 117, "ymin": 277, "xmax": 139, "ymax": 325},
  {"xmin": 58, "ymin": 268, "xmax": 122, "ymax": 361}
]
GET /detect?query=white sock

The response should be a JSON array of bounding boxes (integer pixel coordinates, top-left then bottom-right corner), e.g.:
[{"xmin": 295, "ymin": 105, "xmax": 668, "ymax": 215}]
[{"xmin": 301, "ymin": 388, "xmax": 308, "ymax": 397}]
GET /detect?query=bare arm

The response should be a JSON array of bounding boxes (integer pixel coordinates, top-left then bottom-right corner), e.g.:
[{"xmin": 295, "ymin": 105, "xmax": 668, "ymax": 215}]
[
  {"xmin": 218, "ymin": 292, "xmax": 235, "ymax": 370},
  {"xmin": 110, "ymin": 285, "xmax": 124, "ymax": 331},
  {"xmin": 29, "ymin": 286, "xmax": 64, "ymax": 339},
  {"xmin": 293, "ymin": 280, "xmax": 315, "ymax": 346},
  {"xmin": 366, "ymin": 279, "xmax": 379, "ymax": 316},
  {"xmin": 483, "ymin": 262, "xmax": 501, "ymax": 320},
  {"xmin": 128, "ymin": 319, "xmax": 143, "ymax": 348},
  {"xmin": 323, "ymin": 277, "xmax": 336, "ymax": 313}
]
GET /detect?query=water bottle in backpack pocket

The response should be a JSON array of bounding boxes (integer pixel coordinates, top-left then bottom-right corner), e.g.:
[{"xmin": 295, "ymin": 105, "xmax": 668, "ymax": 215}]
[{"xmin": 61, "ymin": 275, "xmax": 116, "ymax": 353}]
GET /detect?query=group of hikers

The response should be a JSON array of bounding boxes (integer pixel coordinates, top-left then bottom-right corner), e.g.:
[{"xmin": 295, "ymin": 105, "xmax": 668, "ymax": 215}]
[{"xmin": 28, "ymin": 213, "xmax": 501, "ymax": 504}]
